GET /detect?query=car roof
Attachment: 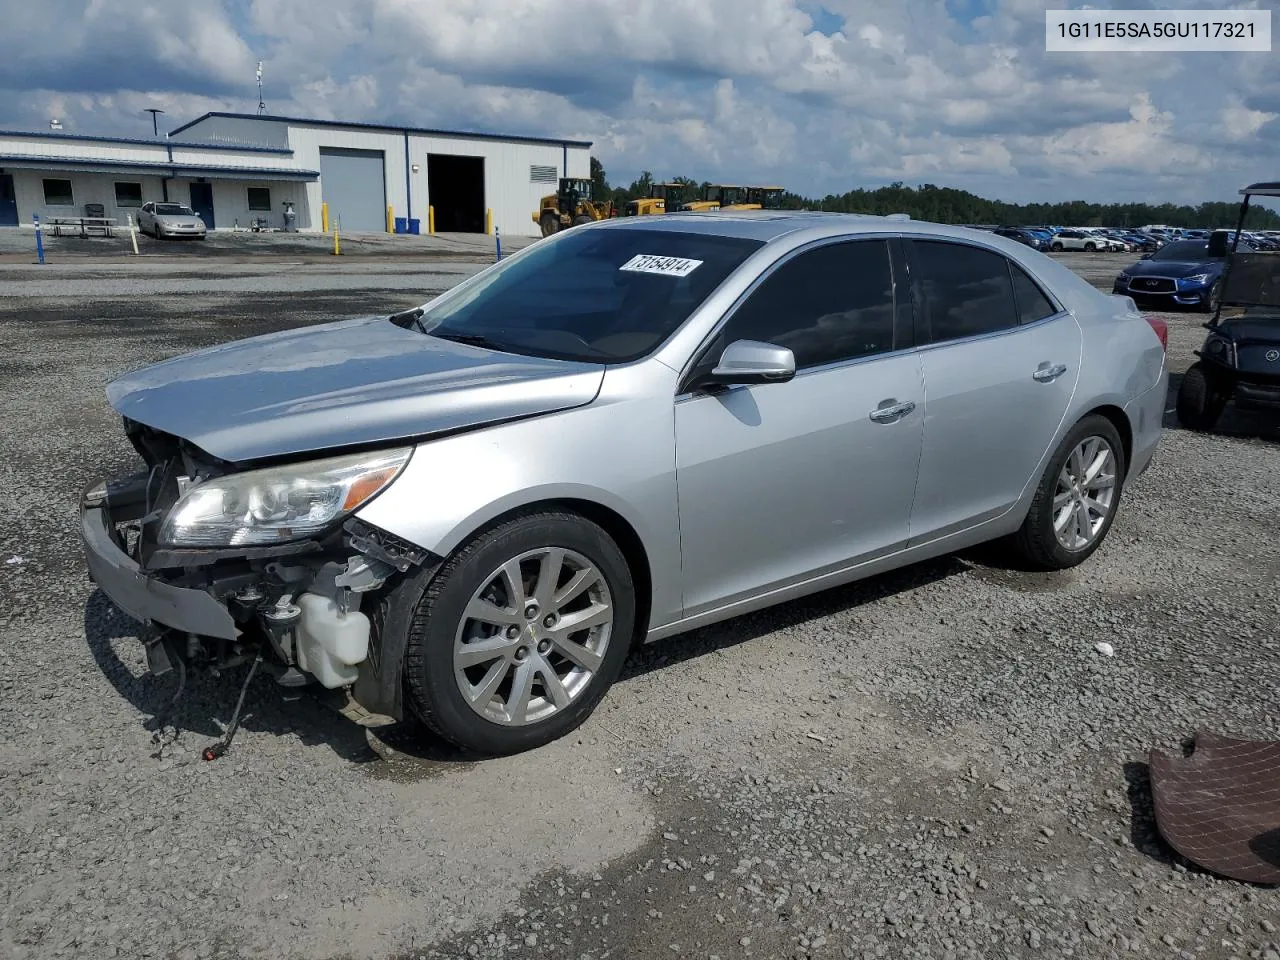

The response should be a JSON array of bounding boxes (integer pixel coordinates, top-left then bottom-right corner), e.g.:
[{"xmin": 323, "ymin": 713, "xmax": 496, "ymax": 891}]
[{"xmin": 586, "ymin": 209, "xmax": 1041, "ymax": 247}]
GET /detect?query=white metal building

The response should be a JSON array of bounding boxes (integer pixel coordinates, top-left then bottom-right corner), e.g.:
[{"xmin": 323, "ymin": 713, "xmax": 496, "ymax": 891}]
[{"xmin": 0, "ymin": 112, "xmax": 593, "ymax": 237}]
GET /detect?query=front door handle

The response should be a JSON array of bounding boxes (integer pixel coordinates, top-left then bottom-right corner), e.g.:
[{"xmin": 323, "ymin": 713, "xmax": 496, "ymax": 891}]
[
  {"xmin": 869, "ymin": 399, "xmax": 916, "ymax": 423},
  {"xmin": 1033, "ymin": 362, "xmax": 1068, "ymax": 383}
]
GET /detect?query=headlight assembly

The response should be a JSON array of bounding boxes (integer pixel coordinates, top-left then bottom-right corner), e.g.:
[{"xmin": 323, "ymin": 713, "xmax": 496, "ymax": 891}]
[
  {"xmin": 160, "ymin": 447, "xmax": 412, "ymax": 548},
  {"xmin": 1203, "ymin": 335, "xmax": 1235, "ymax": 366},
  {"xmin": 1180, "ymin": 273, "xmax": 1211, "ymax": 285}
]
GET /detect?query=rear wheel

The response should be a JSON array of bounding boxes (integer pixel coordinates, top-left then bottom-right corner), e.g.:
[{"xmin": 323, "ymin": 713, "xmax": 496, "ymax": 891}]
[
  {"xmin": 540, "ymin": 214, "xmax": 559, "ymax": 237},
  {"xmin": 1176, "ymin": 361, "xmax": 1228, "ymax": 432},
  {"xmin": 1005, "ymin": 414, "xmax": 1126, "ymax": 571},
  {"xmin": 402, "ymin": 511, "xmax": 636, "ymax": 756}
]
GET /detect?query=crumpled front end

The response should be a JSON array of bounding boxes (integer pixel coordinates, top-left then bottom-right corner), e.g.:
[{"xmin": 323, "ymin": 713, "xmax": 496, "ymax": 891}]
[{"xmin": 79, "ymin": 418, "xmax": 436, "ymax": 723}]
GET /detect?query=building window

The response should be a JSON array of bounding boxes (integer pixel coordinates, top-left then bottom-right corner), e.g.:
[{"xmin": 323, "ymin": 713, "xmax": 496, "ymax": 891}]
[
  {"xmin": 42, "ymin": 179, "xmax": 74, "ymax": 206},
  {"xmin": 114, "ymin": 182, "xmax": 143, "ymax": 207},
  {"xmin": 530, "ymin": 165, "xmax": 558, "ymax": 183},
  {"xmin": 247, "ymin": 187, "xmax": 272, "ymax": 211}
]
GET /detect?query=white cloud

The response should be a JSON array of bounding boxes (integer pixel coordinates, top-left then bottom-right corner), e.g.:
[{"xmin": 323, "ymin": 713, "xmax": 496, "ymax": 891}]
[{"xmin": 0, "ymin": 0, "xmax": 1271, "ymax": 206}]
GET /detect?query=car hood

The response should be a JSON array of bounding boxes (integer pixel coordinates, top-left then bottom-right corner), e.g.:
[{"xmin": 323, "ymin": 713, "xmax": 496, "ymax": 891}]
[
  {"xmin": 1125, "ymin": 258, "xmax": 1221, "ymax": 278},
  {"xmin": 157, "ymin": 215, "xmax": 205, "ymax": 227},
  {"xmin": 105, "ymin": 315, "xmax": 606, "ymax": 463}
]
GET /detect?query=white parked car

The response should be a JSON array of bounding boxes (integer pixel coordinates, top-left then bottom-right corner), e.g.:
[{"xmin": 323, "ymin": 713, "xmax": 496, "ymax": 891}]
[
  {"xmin": 137, "ymin": 201, "xmax": 208, "ymax": 240},
  {"xmin": 1049, "ymin": 230, "xmax": 1110, "ymax": 252}
]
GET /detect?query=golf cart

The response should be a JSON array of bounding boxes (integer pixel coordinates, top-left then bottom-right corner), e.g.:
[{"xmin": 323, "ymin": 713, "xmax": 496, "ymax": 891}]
[{"xmin": 1176, "ymin": 181, "xmax": 1280, "ymax": 432}]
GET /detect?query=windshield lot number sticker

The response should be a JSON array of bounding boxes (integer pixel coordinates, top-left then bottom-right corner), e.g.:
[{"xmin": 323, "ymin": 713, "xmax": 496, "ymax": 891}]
[{"xmin": 619, "ymin": 254, "xmax": 703, "ymax": 277}]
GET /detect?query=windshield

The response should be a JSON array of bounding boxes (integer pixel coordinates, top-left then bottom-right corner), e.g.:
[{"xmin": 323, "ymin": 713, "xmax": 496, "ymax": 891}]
[
  {"xmin": 1152, "ymin": 239, "xmax": 1216, "ymax": 261},
  {"xmin": 415, "ymin": 228, "xmax": 764, "ymax": 363},
  {"xmin": 155, "ymin": 203, "xmax": 194, "ymax": 216}
]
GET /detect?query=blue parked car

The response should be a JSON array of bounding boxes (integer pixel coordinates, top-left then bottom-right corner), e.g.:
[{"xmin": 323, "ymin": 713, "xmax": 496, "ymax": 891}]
[{"xmin": 1113, "ymin": 234, "xmax": 1254, "ymax": 312}]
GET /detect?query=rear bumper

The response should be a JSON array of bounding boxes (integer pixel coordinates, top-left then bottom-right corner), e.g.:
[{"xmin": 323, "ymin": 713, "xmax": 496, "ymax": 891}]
[
  {"xmin": 1125, "ymin": 365, "xmax": 1169, "ymax": 479},
  {"xmin": 80, "ymin": 501, "xmax": 237, "ymax": 639}
]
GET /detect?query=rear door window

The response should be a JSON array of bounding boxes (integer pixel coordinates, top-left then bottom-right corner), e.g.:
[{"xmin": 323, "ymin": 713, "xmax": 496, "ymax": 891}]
[{"xmin": 911, "ymin": 240, "xmax": 1019, "ymax": 343}]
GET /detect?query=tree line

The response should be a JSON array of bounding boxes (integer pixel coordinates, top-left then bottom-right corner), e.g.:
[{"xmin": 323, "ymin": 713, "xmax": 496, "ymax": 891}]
[{"xmin": 589, "ymin": 158, "xmax": 1280, "ymax": 230}]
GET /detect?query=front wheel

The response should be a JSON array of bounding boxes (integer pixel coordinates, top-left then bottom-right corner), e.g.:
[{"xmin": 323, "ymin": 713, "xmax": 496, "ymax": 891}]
[
  {"xmin": 1051, "ymin": 242, "xmax": 1063, "ymax": 251},
  {"xmin": 1197, "ymin": 280, "xmax": 1220, "ymax": 314},
  {"xmin": 402, "ymin": 511, "xmax": 637, "ymax": 755},
  {"xmin": 1176, "ymin": 361, "xmax": 1228, "ymax": 432},
  {"xmin": 540, "ymin": 214, "xmax": 559, "ymax": 237},
  {"xmin": 1084, "ymin": 242, "xmax": 1096, "ymax": 252},
  {"xmin": 1005, "ymin": 414, "xmax": 1126, "ymax": 571}
]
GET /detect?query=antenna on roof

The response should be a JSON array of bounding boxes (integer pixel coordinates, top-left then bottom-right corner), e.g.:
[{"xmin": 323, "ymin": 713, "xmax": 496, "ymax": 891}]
[{"xmin": 256, "ymin": 61, "xmax": 266, "ymax": 115}]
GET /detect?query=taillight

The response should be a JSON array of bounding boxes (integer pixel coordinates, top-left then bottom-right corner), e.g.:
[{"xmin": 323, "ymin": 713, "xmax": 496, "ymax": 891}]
[{"xmin": 1144, "ymin": 315, "xmax": 1168, "ymax": 351}]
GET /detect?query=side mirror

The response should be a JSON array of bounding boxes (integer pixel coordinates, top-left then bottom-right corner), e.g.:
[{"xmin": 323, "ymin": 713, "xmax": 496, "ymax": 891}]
[{"xmin": 702, "ymin": 339, "xmax": 796, "ymax": 387}]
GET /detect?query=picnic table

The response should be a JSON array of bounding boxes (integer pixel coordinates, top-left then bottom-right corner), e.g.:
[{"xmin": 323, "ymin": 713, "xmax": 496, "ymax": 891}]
[{"xmin": 46, "ymin": 216, "xmax": 116, "ymax": 238}]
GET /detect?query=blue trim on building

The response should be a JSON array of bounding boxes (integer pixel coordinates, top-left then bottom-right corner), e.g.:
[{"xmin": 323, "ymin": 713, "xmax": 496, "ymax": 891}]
[
  {"xmin": 0, "ymin": 129, "xmax": 294, "ymax": 154},
  {"xmin": 170, "ymin": 111, "xmax": 593, "ymax": 149},
  {"xmin": 0, "ymin": 155, "xmax": 318, "ymax": 179}
]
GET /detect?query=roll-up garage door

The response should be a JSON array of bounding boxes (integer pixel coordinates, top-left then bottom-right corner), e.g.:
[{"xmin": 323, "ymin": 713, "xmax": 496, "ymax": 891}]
[{"xmin": 319, "ymin": 148, "xmax": 387, "ymax": 233}]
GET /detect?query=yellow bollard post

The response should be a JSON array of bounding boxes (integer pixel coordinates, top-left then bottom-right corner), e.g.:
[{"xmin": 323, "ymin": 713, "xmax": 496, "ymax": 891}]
[
  {"xmin": 387, "ymin": 205, "xmax": 394, "ymax": 233},
  {"xmin": 321, "ymin": 202, "xmax": 329, "ymax": 234},
  {"xmin": 485, "ymin": 208, "xmax": 493, "ymax": 235},
  {"xmin": 332, "ymin": 223, "xmax": 340, "ymax": 256},
  {"xmin": 428, "ymin": 205, "xmax": 435, "ymax": 234}
]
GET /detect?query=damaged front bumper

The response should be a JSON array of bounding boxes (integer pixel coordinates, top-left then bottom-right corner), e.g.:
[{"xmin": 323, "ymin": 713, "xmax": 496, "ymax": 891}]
[
  {"xmin": 81, "ymin": 499, "xmax": 239, "ymax": 639},
  {"xmin": 78, "ymin": 464, "xmax": 435, "ymax": 722}
]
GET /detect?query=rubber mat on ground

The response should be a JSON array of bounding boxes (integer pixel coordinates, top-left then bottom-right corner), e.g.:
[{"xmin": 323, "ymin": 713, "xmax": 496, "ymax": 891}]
[{"xmin": 1150, "ymin": 730, "xmax": 1280, "ymax": 885}]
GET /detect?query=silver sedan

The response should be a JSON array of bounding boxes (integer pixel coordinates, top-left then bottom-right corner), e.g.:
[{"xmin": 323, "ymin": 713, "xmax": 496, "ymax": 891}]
[
  {"xmin": 136, "ymin": 201, "xmax": 208, "ymax": 239},
  {"xmin": 80, "ymin": 211, "xmax": 1168, "ymax": 756}
]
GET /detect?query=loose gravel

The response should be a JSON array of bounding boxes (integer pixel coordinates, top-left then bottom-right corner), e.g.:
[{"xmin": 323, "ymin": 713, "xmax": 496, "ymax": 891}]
[{"xmin": 1, "ymin": 251, "xmax": 1278, "ymax": 960}]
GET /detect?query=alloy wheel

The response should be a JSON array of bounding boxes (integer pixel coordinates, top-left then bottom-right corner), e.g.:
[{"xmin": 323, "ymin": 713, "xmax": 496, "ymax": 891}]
[
  {"xmin": 453, "ymin": 547, "xmax": 613, "ymax": 726},
  {"xmin": 1052, "ymin": 436, "xmax": 1118, "ymax": 551}
]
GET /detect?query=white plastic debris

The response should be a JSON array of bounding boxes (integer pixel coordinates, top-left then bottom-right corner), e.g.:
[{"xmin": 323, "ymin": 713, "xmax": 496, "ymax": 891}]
[
  {"xmin": 1094, "ymin": 641, "xmax": 1115, "ymax": 658},
  {"xmin": 4, "ymin": 556, "xmax": 24, "ymax": 565}
]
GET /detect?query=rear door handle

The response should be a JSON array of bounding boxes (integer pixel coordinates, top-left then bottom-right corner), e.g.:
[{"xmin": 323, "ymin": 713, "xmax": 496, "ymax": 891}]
[
  {"xmin": 869, "ymin": 399, "xmax": 916, "ymax": 423},
  {"xmin": 1033, "ymin": 362, "xmax": 1068, "ymax": 383}
]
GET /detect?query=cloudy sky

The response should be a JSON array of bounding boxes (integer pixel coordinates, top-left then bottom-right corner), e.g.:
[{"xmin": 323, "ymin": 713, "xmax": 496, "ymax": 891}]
[{"xmin": 0, "ymin": 0, "xmax": 1275, "ymax": 207}]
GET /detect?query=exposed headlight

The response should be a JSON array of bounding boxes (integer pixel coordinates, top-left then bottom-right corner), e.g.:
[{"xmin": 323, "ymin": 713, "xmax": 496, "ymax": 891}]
[
  {"xmin": 1117, "ymin": 271, "xmax": 1131, "ymax": 281},
  {"xmin": 1203, "ymin": 335, "xmax": 1235, "ymax": 366},
  {"xmin": 1181, "ymin": 273, "xmax": 1211, "ymax": 285},
  {"xmin": 160, "ymin": 447, "xmax": 412, "ymax": 547}
]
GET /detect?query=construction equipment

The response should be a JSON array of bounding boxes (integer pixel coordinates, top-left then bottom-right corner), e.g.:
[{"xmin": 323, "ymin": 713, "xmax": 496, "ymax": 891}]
[
  {"xmin": 677, "ymin": 184, "xmax": 742, "ymax": 212},
  {"xmin": 623, "ymin": 182, "xmax": 694, "ymax": 217},
  {"xmin": 534, "ymin": 178, "xmax": 615, "ymax": 236},
  {"xmin": 718, "ymin": 186, "xmax": 786, "ymax": 211}
]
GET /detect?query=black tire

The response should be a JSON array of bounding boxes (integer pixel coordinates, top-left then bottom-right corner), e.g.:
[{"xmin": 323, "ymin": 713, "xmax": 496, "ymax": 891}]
[
  {"xmin": 1051, "ymin": 242, "xmax": 1063, "ymax": 252},
  {"xmin": 1084, "ymin": 241, "xmax": 1096, "ymax": 252},
  {"xmin": 1197, "ymin": 280, "xmax": 1220, "ymax": 314},
  {"xmin": 540, "ymin": 214, "xmax": 559, "ymax": 237},
  {"xmin": 1006, "ymin": 414, "xmax": 1127, "ymax": 571},
  {"xmin": 1176, "ymin": 361, "xmax": 1228, "ymax": 432},
  {"xmin": 401, "ymin": 510, "xmax": 637, "ymax": 756},
  {"xmin": 573, "ymin": 214, "xmax": 593, "ymax": 226}
]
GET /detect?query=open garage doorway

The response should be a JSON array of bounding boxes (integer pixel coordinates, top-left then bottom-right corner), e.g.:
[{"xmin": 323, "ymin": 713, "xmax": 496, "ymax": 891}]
[{"xmin": 427, "ymin": 154, "xmax": 485, "ymax": 233}]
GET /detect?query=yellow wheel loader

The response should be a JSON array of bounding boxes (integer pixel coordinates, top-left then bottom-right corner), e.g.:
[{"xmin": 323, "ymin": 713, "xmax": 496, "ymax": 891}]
[
  {"xmin": 533, "ymin": 178, "xmax": 615, "ymax": 236},
  {"xmin": 718, "ymin": 185, "xmax": 786, "ymax": 211},
  {"xmin": 622, "ymin": 182, "xmax": 693, "ymax": 217},
  {"xmin": 676, "ymin": 184, "xmax": 740, "ymax": 212}
]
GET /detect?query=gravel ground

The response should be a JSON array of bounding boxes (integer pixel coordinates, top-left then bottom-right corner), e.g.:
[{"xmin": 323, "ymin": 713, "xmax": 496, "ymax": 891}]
[
  {"xmin": 0, "ymin": 225, "xmax": 535, "ymax": 263},
  {"xmin": 1, "ymin": 250, "xmax": 1278, "ymax": 960}
]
